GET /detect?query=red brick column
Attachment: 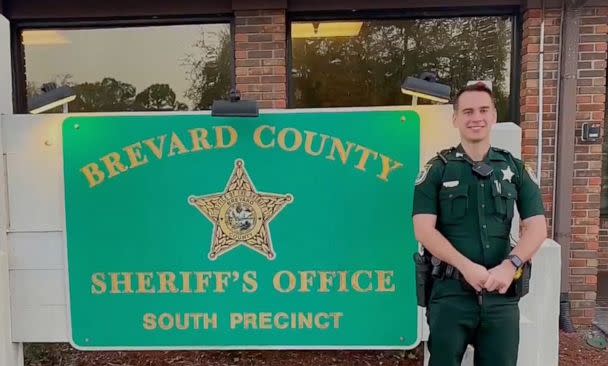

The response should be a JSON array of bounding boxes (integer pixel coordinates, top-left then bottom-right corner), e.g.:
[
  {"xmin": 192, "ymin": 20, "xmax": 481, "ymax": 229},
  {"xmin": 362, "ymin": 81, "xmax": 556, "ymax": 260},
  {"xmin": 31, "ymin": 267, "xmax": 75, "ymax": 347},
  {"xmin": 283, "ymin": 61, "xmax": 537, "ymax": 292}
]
[
  {"xmin": 234, "ymin": 10, "xmax": 287, "ymax": 109},
  {"xmin": 521, "ymin": 7, "xmax": 608, "ymax": 326},
  {"xmin": 570, "ymin": 7, "xmax": 607, "ymax": 325},
  {"xmin": 520, "ymin": 8, "xmax": 560, "ymax": 233}
]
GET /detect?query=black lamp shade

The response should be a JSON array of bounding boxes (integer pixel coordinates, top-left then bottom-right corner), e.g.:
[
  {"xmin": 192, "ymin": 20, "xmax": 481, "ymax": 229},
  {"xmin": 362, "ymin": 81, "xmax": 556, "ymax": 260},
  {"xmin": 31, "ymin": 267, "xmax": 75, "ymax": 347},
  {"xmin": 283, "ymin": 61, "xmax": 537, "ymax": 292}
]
[
  {"xmin": 401, "ymin": 77, "xmax": 451, "ymax": 103},
  {"xmin": 211, "ymin": 99, "xmax": 259, "ymax": 117}
]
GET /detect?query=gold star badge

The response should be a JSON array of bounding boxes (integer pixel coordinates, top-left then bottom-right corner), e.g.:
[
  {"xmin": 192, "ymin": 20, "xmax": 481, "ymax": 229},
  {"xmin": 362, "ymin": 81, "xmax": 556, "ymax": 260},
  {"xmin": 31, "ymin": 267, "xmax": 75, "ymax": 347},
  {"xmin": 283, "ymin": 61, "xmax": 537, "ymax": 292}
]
[{"xmin": 188, "ymin": 159, "xmax": 293, "ymax": 261}]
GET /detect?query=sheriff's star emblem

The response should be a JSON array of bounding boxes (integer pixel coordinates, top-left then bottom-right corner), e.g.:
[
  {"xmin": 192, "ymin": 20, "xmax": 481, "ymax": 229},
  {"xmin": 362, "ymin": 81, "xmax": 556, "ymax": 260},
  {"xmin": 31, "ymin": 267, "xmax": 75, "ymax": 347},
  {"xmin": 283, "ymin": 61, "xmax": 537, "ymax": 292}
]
[
  {"xmin": 188, "ymin": 159, "xmax": 293, "ymax": 261},
  {"xmin": 501, "ymin": 166, "xmax": 514, "ymax": 183}
]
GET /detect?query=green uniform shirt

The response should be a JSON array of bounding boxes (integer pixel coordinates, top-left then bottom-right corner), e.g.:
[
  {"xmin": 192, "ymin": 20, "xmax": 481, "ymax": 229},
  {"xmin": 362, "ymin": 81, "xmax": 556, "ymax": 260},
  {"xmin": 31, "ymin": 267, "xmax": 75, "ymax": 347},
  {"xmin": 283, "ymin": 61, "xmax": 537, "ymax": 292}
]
[{"xmin": 412, "ymin": 145, "xmax": 545, "ymax": 268}]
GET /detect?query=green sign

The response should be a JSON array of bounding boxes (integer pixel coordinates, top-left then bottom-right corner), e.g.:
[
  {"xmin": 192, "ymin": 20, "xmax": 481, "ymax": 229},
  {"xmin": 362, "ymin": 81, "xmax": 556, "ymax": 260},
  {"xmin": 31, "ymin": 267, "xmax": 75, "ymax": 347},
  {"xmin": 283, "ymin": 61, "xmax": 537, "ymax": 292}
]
[{"xmin": 62, "ymin": 110, "xmax": 421, "ymax": 349}]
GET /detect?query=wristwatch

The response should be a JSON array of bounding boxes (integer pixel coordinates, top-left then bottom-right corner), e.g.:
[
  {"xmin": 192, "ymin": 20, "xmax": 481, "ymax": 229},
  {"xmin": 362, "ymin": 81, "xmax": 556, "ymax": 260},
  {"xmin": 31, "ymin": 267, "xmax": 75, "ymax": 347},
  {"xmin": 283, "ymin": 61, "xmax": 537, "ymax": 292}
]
[{"xmin": 507, "ymin": 254, "xmax": 524, "ymax": 270}]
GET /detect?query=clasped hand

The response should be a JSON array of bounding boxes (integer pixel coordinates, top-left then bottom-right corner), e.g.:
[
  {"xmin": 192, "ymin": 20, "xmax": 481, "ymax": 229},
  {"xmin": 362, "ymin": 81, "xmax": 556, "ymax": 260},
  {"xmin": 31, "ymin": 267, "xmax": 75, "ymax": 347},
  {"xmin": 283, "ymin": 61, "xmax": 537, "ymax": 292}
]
[{"xmin": 461, "ymin": 260, "xmax": 516, "ymax": 294}]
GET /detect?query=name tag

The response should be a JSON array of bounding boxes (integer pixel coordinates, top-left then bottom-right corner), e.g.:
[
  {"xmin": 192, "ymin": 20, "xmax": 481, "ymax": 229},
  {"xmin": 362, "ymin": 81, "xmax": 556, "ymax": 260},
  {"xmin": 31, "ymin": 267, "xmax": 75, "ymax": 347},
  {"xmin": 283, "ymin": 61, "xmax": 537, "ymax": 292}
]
[{"xmin": 442, "ymin": 181, "xmax": 459, "ymax": 188}]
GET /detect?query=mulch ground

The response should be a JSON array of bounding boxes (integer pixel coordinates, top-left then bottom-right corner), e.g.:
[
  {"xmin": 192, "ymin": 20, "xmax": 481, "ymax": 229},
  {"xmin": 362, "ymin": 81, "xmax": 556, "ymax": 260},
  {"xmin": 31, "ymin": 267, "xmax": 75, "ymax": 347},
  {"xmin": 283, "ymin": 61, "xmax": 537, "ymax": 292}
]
[
  {"xmin": 23, "ymin": 330, "xmax": 608, "ymax": 365},
  {"xmin": 559, "ymin": 330, "xmax": 608, "ymax": 365},
  {"xmin": 25, "ymin": 345, "xmax": 423, "ymax": 366}
]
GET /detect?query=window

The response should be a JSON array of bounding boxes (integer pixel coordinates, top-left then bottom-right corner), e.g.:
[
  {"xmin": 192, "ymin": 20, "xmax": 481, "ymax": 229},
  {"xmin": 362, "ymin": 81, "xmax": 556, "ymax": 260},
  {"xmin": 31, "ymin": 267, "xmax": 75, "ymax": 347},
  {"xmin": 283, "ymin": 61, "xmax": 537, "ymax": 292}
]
[
  {"xmin": 21, "ymin": 23, "xmax": 233, "ymax": 113},
  {"xmin": 290, "ymin": 16, "xmax": 515, "ymax": 122}
]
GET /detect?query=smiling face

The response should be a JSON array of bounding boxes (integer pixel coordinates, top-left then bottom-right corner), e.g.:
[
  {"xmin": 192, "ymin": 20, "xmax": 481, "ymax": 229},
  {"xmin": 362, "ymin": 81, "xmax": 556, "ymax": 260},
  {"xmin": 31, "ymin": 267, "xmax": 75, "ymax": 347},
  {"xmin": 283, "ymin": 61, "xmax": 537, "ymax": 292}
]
[{"xmin": 452, "ymin": 90, "xmax": 497, "ymax": 144}]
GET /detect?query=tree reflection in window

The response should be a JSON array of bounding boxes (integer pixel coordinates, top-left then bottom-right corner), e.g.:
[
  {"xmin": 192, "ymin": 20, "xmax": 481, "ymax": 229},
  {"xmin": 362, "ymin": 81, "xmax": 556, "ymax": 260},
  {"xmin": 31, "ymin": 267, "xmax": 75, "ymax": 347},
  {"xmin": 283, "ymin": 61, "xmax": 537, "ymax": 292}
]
[
  {"xmin": 291, "ymin": 17, "xmax": 513, "ymax": 121},
  {"xmin": 23, "ymin": 24, "xmax": 232, "ymax": 113}
]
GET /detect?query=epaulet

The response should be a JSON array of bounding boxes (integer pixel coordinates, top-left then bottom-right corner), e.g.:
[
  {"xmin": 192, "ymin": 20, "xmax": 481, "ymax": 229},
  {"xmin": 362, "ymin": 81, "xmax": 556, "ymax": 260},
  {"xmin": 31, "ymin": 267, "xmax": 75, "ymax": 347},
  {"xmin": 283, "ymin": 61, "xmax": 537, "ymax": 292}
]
[
  {"xmin": 492, "ymin": 147, "xmax": 522, "ymax": 164},
  {"xmin": 491, "ymin": 147, "xmax": 512, "ymax": 156},
  {"xmin": 435, "ymin": 147, "xmax": 456, "ymax": 164}
]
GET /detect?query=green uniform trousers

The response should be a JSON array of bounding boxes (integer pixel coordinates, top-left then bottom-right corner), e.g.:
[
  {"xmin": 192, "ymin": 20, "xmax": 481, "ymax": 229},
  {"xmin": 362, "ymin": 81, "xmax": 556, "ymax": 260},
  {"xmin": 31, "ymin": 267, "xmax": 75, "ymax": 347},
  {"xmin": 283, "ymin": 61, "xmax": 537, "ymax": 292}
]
[{"xmin": 427, "ymin": 279, "xmax": 520, "ymax": 366}]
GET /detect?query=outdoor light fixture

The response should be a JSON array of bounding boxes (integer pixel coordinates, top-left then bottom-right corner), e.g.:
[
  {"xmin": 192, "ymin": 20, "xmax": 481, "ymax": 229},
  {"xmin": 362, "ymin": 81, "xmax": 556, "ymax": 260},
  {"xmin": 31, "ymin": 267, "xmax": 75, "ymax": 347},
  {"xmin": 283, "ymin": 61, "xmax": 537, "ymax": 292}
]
[
  {"xmin": 401, "ymin": 72, "xmax": 451, "ymax": 105},
  {"xmin": 211, "ymin": 89, "xmax": 259, "ymax": 117},
  {"xmin": 28, "ymin": 83, "xmax": 76, "ymax": 114}
]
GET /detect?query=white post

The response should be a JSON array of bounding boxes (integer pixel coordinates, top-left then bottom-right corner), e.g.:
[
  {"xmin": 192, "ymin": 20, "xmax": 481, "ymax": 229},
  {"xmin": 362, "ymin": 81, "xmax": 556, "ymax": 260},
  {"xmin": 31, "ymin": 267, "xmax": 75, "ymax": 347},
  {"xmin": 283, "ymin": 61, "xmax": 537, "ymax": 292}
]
[{"xmin": 0, "ymin": 13, "xmax": 24, "ymax": 366}]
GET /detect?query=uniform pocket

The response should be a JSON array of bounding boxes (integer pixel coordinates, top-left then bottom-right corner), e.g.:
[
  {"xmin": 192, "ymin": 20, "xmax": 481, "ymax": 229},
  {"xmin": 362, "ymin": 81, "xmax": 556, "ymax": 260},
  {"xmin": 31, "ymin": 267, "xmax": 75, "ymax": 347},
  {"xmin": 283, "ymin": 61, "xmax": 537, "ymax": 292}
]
[
  {"xmin": 439, "ymin": 185, "xmax": 468, "ymax": 221},
  {"xmin": 493, "ymin": 181, "xmax": 517, "ymax": 220}
]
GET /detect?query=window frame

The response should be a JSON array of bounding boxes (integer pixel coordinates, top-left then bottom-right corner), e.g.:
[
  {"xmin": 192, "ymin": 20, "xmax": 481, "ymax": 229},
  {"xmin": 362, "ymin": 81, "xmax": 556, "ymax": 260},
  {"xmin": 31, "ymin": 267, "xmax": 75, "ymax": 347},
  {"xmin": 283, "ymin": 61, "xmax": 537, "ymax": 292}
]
[
  {"xmin": 287, "ymin": 7, "xmax": 522, "ymax": 123},
  {"xmin": 11, "ymin": 15, "xmax": 236, "ymax": 113}
]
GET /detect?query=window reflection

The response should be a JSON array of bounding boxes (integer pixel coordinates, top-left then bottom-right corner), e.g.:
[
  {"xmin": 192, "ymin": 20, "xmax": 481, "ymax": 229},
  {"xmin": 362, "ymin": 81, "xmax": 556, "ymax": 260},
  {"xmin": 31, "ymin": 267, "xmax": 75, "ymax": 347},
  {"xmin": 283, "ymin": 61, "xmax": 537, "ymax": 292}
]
[
  {"xmin": 23, "ymin": 23, "xmax": 233, "ymax": 112},
  {"xmin": 290, "ymin": 17, "xmax": 514, "ymax": 121}
]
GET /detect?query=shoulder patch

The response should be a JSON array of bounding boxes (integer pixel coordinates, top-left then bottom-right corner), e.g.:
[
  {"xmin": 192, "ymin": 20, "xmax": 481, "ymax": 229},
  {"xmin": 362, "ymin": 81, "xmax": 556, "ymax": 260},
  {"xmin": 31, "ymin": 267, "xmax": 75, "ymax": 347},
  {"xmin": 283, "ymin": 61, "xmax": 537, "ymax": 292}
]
[
  {"xmin": 524, "ymin": 164, "xmax": 540, "ymax": 186},
  {"xmin": 415, "ymin": 164, "xmax": 432, "ymax": 185}
]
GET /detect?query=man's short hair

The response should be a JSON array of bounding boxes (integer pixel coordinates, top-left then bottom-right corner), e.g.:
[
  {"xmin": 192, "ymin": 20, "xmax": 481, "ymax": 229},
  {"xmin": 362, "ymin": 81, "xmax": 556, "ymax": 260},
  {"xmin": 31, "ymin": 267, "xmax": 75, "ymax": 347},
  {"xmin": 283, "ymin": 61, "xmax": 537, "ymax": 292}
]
[{"xmin": 453, "ymin": 83, "xmax": 495, "ymax": 111}]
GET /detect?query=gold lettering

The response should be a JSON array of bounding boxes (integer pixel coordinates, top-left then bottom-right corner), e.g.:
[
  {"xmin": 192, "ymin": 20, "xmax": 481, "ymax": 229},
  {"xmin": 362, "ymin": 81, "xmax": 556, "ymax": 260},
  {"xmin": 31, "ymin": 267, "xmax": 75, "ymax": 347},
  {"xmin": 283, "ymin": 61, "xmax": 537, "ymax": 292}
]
[
  {"xmin": 189, "ymin": 128, "xmax": 213, "ymax": 151},
  {"xmin": 158, "ymin": 272, "xmax": 178, "ymax": 293},
  {"xmin": 291, "ymin": 312, "xmax": 297, "ymax": 328},
  {"xmin": 314, "ymin": 312, "xmax": 329, "ymax": 330},
  {"xmin": 214, "ymin": 272, "xmax": 231, "ymax": 293},
  {"xmin": 273, "ymin": 271, "xmax": 296, "ymax": 293},
  {"xmin": 100, "ymin": 152, "xmax": 128, "ymax": 178},
  {"xmin": 142, "ymin": 135, "xmax": 166, "ymax": 159},
  {"xmin": 338, "ymin": 271, "xmax": 349, "ymax": 292},
  {"xmin": 136, "ymin": 272, "xmax": 155, "ymax": 294},
  {"xmin": 191, "ymin": 313, "xmax": 203, "ymax": 330},
  {"xmin": 143, "ymin": 313, "xmax": 156, "ymax": 330},
  {"xmin": 204, "ymin": 313, "xmax": 218, "ymax": 329},
  {"xmin": 275, "ymin": 313, "xmax": 289, "ymax": 330},
  {"xmin": 253, "ymin": 125, "xmax": 275, "ymax": 148},
  {"xmin": 304, "ymin": 131, "xmax": 329, "ymax": 156},
  {"xmin": 230, "ymin": 313, "xmax": 243, "ymax": 329},
  {"xmin": 175, "ymin": 313, "xmax": 189, "ymax": 330},
  {"xmin": 352, "ymin": 270, "xmax": 373, "ymax": 292},
  {"xmin": 277, "ymin": 127, "xmax": 302, "ymax": 152},
  {"xmin": 259, "ymin": 312, "xmax": 272, "ymax": 329},
  {"xmin": 318, "ymin": 271, "xmax": 336, "ymax": 293},
  {"xmin": 180, "ymin": 272, "xmax": 193, "ymax": 293},
  {"xmin": 377, "ymin": 154, "xmax": 403, "ymax": 182},
  {"xmin": 215, "ymin": 126, "xmax": 238, "ymax": 149},
  {"xmin": 298, "ymin": 313, "xmax": 313, "ymax": 329},
  {"xmin": 244, "ymin": 313, "xmax": 257, "ymax": 329},
  {"xmin": 91, "ymin": 273, "xmax": 107, "ymax": 294},
  {"xmin": 195, "ymin": 272, "xmax": 212, "ymax": 293},
  {"xmin": 354, "ymin": 145, "xmax": 379, "ymax": 172},
  {"xmin": 243, "ymin": 271, "xmax": 258, "ymax": 293},
  {"xmin": 158, "ymin": 313, "xmax": 174, "ymax": 330},
  {"xmin": 331, "ymin": 312, "xmax": 344, "ymax": 328},
  {"xmin": 326, "ymin": 138, "xmax": 355, "ymax": 165},
  {"xmin": 80, "ymin": 163, "xmax": 105, "ymax": 188},
  {"xmin": 109, "ymin": 272, "xmax": 133, "ymax": 294},
  {"xmin": 168, "ymin": 132, "xmax": 189, "ymax": 156},
  {"xmin": 298, "ymin": 271, "xmax": 316, "ymax": 293},
  {"xmin": 123, "ymin": 142, "xmax": 149, "ymax": 169},
  {"xmin": 377, "ymin": 270, "xmax": 396, "ymax": 292}
]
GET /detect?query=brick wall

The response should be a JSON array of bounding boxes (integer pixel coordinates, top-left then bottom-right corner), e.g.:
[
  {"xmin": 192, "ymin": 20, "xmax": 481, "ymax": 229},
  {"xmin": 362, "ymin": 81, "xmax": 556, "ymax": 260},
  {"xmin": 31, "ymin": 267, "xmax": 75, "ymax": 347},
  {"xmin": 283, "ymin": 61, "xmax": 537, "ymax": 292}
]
[
  {"xmin": 522, "ymin": 7, "xmax": 608, "ymax": 326},
  {"xmin": 599, "ymin": 10, "xmax": 608, "ymax": 304},
  {"xmin": 520, "ymin": 8, "xmax": 560, "ymax": 235},
  {"xmin": 234, "ymin": 9, "xmax": 287, "ymax": 109},
  {"xmin": 569, "ymin": 7, "xmax": 608, "ymax": 325}
]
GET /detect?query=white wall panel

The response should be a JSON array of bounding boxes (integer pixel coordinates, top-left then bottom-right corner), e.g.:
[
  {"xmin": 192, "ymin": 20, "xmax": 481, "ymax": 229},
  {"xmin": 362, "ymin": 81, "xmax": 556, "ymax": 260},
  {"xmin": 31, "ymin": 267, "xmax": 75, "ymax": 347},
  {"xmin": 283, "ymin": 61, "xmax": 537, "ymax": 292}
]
[
  {"xmin": 4, "ymin": 116, "xmax": 64, "ymax": 232},
  {"xmin": 10, "ymin": 305, "xmax": 69, "ymax": 342},
  {"xmin": 9, "ymin": 269, "xmax": 66, "ymax": 307},
  {"xmin": 8, "ymin": 232, "xmax": 65, "ymax": 270}
]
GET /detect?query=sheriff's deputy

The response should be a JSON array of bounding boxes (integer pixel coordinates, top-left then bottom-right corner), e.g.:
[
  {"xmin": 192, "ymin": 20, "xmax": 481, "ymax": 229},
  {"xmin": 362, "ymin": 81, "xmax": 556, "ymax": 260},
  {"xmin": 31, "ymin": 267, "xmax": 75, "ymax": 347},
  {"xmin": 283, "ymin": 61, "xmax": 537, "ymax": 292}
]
[{"xmin": 412, "ymin": 83, "xmax": 547, "ymax": 366}]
